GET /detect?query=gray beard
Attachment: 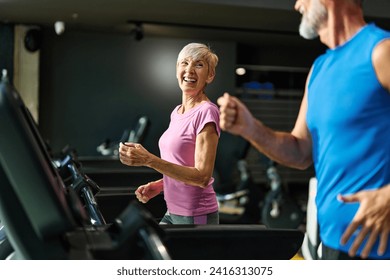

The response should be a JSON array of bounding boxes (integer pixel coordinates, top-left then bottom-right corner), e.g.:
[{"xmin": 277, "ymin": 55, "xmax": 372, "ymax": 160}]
[
  {"xmin": 299, "ymin": 0, "xmax": 328, "ymax": 40},
  {"xmin": 299, "ymin": 18, "xmax": 319, "ymax": 39}
]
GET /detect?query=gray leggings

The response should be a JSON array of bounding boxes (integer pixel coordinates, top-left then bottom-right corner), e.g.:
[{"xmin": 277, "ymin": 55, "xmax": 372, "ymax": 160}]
[{"xmin": 159, "ymin": 211, "xmax": 219, "ymax": 225}]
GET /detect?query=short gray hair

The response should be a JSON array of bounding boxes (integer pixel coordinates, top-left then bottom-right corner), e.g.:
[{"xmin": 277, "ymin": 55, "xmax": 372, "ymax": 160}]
[{"xmin": 177, "ymin": 43, "xmax": 219, "ymax": 75}]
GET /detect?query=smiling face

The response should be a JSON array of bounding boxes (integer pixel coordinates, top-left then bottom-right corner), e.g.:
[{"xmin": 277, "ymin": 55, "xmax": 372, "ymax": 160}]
[
  {"xmin": 295, "ymin": 0, "xmax": 328, "ymax": 39},
  {"xmin": 176, "ymin": 57, "xmax": 214, "ymax": 95},
  {"xmin": 176, "ymin": 43, "xmax": 218, "ymax": 96}
]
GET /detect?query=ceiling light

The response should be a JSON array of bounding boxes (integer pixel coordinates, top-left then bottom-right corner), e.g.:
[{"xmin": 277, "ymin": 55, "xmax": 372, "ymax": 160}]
[
  {"xmin": 235, "ymin": 67, "xmax": 246, "ymax": 76},
  {"xmin": 54, "ymin": 21, "xmax": 65, "ymax": 35}
]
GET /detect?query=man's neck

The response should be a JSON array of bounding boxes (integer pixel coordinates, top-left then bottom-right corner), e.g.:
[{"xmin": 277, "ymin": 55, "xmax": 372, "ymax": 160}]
[{"xmin": 318, "ymin": 2, "xmax": 366, "ymax": 49}]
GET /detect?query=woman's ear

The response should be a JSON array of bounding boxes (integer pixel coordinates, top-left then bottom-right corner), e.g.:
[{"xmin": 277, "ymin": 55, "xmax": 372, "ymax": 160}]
[{"xmin": 206, "ymin": 71, "xmax": 215, "ymax": 84}]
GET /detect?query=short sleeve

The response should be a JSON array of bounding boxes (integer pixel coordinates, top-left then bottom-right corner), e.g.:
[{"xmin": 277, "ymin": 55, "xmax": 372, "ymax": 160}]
[{"xmin": 195, "ymin": 102, "xmax": 221, "ymax": 137}]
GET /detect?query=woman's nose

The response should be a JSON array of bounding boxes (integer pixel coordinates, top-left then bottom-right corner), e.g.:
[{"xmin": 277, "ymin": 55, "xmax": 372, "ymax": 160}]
[{"xmin": 185, "ymin": 64, "xmax": 194, "ymax": 72}]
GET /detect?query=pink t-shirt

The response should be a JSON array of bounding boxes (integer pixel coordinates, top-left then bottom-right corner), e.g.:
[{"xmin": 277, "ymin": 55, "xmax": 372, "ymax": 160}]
[{"xmin": 158, "ymin": 101, "xmax": 220, "ymax": 216}]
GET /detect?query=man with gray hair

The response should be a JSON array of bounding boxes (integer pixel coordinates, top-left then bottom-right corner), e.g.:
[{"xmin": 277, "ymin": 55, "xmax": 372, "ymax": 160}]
[{"xmin": 218, "ymin": 0, "xmax": 390, "ymax": 259}]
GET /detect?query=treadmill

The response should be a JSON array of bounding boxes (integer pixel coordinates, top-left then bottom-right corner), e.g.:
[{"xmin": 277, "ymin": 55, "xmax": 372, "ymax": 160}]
[{"xmin": 0, "ymin": 73, "xmax": 304, "ymax": 260}]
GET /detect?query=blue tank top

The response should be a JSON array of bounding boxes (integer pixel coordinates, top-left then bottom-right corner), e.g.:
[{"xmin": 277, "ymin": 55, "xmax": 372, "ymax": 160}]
[{"xmin": 307, "ymin": 23, "xmax": 390, "ymax": 258}]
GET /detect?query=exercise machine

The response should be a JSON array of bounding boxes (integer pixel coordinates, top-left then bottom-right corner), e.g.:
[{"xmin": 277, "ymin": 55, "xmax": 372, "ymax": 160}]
[
  {"xmin": 215, "ymin": 137, "xmax": 263, "ymax": 224},
  {"xmin": 96, "ymin": 115, "xmax": 150, "ymax": 157},
  {"xmin": 301, "ymin": 177, "xmax": 322, "ymax": 259},
  {"xmin": 215, "ymin": 139, "xmax": 304, "ymax": 229},
  {"xmin": 262, "ymin": 161, "xmax": 305, "ymax": 229}
]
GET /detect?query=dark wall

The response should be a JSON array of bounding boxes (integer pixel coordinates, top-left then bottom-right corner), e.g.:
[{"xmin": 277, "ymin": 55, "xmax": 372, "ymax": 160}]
[
  {"xmin": 0, "ymin": 24, "xmax": 14, "ymax": 83},
  {"xmin": 237, "ymin": 41, "xmax": 326, "ymax": 67},
  {"xmin": 39, "ymin": 29, "xmax": 236, "ymax": 156}
]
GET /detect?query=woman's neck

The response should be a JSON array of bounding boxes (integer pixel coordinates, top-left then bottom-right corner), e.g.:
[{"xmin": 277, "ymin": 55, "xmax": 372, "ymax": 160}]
[{"xmin": 180, "ymin": 91, "xmax": 208, "ymax": 113}]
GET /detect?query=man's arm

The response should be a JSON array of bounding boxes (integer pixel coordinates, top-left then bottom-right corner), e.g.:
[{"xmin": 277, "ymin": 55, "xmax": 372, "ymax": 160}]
[
  {"xmin": 372, "ymin": 38, "xmax": 390, "ymax": 92},
  {"xmin": 217, "ymin": 69, "xmax": 313, "ymax": 170}
]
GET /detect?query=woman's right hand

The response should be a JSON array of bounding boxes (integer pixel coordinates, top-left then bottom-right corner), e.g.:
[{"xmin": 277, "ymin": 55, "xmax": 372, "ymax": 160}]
[{"xmin": 135, "ymin": 180, "xmax": 163, "ymax": 203}]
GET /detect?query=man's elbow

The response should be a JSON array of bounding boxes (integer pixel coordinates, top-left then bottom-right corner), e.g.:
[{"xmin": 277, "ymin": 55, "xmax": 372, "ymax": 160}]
[{"xmin": 292, "ymin": 157, "xmax": 313, "ymax": 170}]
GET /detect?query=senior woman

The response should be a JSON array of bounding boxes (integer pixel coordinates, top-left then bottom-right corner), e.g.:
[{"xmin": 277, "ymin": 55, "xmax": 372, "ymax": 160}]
[{"xmin": 119, "ymin": 43, "xmax": 220, "ymax": 224}]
